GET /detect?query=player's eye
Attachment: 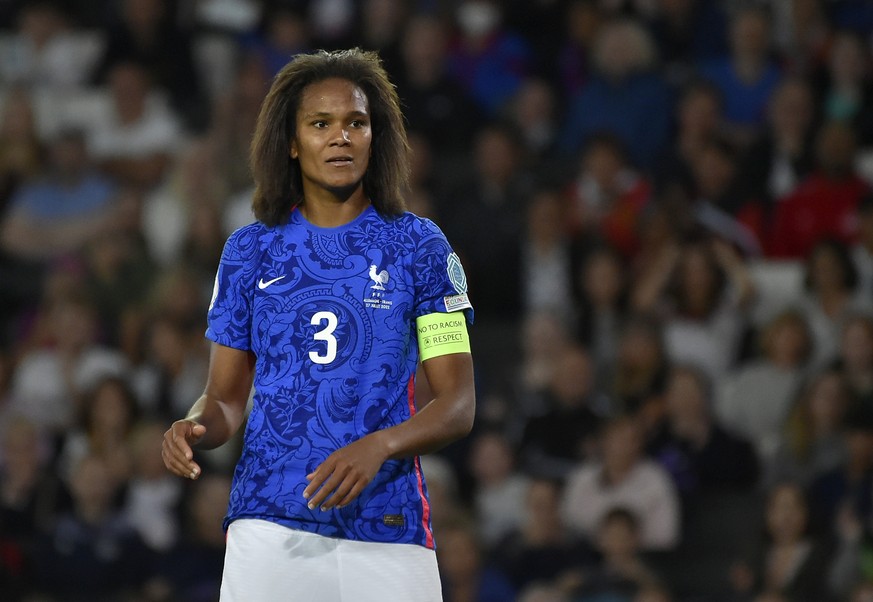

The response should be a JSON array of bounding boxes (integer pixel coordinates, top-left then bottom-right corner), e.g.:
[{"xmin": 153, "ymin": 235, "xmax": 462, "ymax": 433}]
[
  {"xmin": 350, "ymin": 119, "xmax": 368, "ymax": 128},
  {"xmin": 312, "ymin": 120, "xmax": 328, "ymax": 128}
]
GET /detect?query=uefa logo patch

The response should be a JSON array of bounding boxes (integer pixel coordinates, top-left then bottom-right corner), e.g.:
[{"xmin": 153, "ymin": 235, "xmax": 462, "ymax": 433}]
[{"xmin": 446, "ymin": 253, "xmax": 467, "ymax": 294}]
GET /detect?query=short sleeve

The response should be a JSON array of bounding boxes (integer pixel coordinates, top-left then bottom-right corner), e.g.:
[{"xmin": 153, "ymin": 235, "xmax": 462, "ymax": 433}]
[
  {"xmin": 413, "ymin": 219, "xmax": 474, "ymax": 323},
  {"xmin": 205, "ymin": 225, "xmax": 260, "ymax": 350}
]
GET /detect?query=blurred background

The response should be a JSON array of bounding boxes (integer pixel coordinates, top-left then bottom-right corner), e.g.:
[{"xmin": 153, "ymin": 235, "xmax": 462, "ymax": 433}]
[{"xmin": 1, "ymin": 0, "xmax": 873, "ymax": 600}]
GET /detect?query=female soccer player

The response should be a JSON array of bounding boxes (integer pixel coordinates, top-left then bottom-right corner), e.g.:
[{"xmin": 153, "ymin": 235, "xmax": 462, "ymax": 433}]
[{"xmin": 161, "ymin": 48, "xmax": 475, "ymax": 601}]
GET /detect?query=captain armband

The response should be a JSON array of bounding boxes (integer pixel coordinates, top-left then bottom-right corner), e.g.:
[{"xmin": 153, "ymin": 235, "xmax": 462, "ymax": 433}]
[{"xmin": 416, "ymin": 311, "xmax": 470, "ymax": 361}]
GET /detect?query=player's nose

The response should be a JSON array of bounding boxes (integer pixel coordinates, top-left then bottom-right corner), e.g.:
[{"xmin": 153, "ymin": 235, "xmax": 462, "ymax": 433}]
[{"xmin": 331, "ymin": 128, "xmax": 351, "ymax": 146}]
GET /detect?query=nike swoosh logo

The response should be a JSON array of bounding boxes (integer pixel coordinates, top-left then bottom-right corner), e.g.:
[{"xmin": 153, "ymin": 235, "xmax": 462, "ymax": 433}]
[{"xmin": 257, "ymin": 275, "xmax": 285, "ymax": 290}]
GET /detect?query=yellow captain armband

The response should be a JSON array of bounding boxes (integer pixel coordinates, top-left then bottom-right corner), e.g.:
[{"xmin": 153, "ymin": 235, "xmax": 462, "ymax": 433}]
[{"xmin": 416, "ymin": 311, "xmax": 470, "ymax": 361}]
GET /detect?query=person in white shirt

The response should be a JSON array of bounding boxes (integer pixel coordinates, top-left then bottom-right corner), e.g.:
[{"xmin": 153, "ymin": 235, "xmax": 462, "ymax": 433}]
[
  {"xmin": 0, "ymin": 3, "xmax": 99, "ymax": 90},
  {"xmin": 717, "ymin": 309, "xmax": 811, "ymax": 460},
  {"xmin": 561, "ymin": 415, "xmax": 680, "ymax": 550},
  {"xmin": 86, "ymin": 61, "xmax": 182, "ymax": 190}
]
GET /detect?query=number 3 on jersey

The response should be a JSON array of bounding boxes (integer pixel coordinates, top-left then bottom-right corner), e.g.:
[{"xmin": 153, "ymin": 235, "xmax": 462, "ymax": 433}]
[{"xmin": 309, "ymin": 311, "xmax": 338, "ymax": 364}]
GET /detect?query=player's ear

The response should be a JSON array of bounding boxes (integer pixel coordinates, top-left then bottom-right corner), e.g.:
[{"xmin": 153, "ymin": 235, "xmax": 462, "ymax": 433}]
[{"xmin": 290, "ymin": 139, "xmax": 298, "ymax": 159}]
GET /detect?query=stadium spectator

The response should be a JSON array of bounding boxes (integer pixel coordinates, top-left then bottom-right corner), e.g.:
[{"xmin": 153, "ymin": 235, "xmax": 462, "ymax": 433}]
[
  {"xmin": 0, "ymin": 414, "xmax": 63, "ymax": 541},
  {"xmin": 521, "ymin": 189, "xmax": 576, "ymax": 324},
  {"xmin": 146, "ymin": 472, "xmax": 231, "ymax": 602},
  {"xmin": 771, "ymin": 0, "xmax": 832, "ymax": 75},
  {"xmin": 0, "ymin": 87, "xmax": 42, "ymax": 213},
  {"xmin": 806, "ymin": 403, "xmax": 873, "ymax": 527},
  {"xmin": 6, "ymin": 294, "xmax": 128, "ymax": 434},
  {"xmin": 730, "ymin": 482, "xmax": 835, "ymax": 601},
  {"xmin": 632, "ymin": 236, "xmax": 754, "ymax": 382},
  {"xmin": 648, "ymin": 364, "xmax": 760, "ymax": 499},
  {"xmin": 696, "ymin": 5, "xmax": 783, "ymax": 145},
  {"xmin": 684, "ymin": 136, "xmax": 763, "ymax": 255},
  {"xmin": 812, "ymin": 29, "xmax": 873, "ymax": 147},
  {"xmin": 567, "ymin": 507, "xmax": 662, "ymax": 600},
  {"xmin": 135, "ymin": 312, "xmax": 208, "ymax": 423},
  {"xmin": 468, "ymin": 429, "xmax": 530, "ymax": 549},
  {"xmin": 554, "ymin": 0, "xmax": 601, "ymax": 98},
  {"xmin": 440, "ymin": 122, "xmax": 534, "ymax": 321},
  {"xmin": 92, "ymin": 0, "xmax": 206, "ymax": 131},
  {"xmin": 563, "ymin": 133, "xmax": 653, "ymax": 259},
  {"xmin": 0, "ymin": 414, "xmax": 62, "ymax": 596},
  {"xmin": 87, "ymin": 61, "xmax": 183, "ymax": 190},
  {"xmin": 654, "ymin": 79, "xmax": 725, "ymax": 196},
  {"xmin": 716, "ymin": 309, "xmax": 811, "ymax": 461},
  {"xmin": 122, "ymin": 419, "xmax": 183, "ymax": 553},
  {"xmin": 208, "ymin": 54, "xmax": 269, "ymax": 197},
  {"xmin": 56, "ymin": 375, "xmax": 139, "ymax": 485},
  {"xmin": 604, "ymin": 314, "xmax": 670, "ymax": 424},
  {"xmin": 560, "ymin": 18, "xmax": 671, "ymax": 170},
  {"xmin": 519, "ymin": 344, "xmax": 604, "ymax": 479},
  {"xmin": 513, "ymin": 310, "xmax": 576, "ymax": 415},
  {"xmin": 29, "ymin": 453, "xmax": 153, "ymax": 601},
  {"xmin": 494, "ymin": 477, "xmax": 593, "ymax": 594},
  {"xmin": 437, "ymin": 518, "xmax": 517, "ymax": 602},
  {"xmin": 0, "ymin": 1, "xmax": 98, "ymax": 90},
  {"xmin": 835, "ymin": 314, "xmax": 873, "ymax": 402},
  {"xmin": 574, "ymin": 245, "xmax": 630, "ymax": 374},
  {"xmin": 562, "ymin": 415, "xmax": 680, "ymax": 551},
  {"xmin": 504, "ymin": 78, "xmax": 562, "ymax": 169},
  {"xmin": 237, "ymin": 3, "xmax": 310, "ymax": 80},
  {"xmin": 797, "ymin": 239, "xmax": 873, "ymax": 368},
  {"xmin": 446, "ymin": 0, "xmax": 532, "ymax": 116},
  {"xmin": 769, "ymin": 122, "xmax": 870, "ymax": 259},
  {"xmin": 80, "ymin": 199, "xmax": 155, "ymax": 351},
  {"xmin": 735, "ymin": 76, "xmax": 818, "ymax": 222},
  {"xmin": 394, "ymin": 14, "xmax": 482, "ymax": 156},
  {"xmin": 766, "ymin": 367, "xmax": 851, "ymax": 488},
  {"xmin": 354, "ymin": 0, "xmax": 410, "ymax": 78},
  {"xmin": 0, "ymin": 127, "xmax": 119, "ymax": 263}
]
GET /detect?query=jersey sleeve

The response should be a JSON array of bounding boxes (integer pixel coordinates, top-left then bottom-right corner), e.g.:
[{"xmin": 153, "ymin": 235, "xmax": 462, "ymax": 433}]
[
  {"xmin": 413, "ymin": 218, "xmax": 474, "ymax": 323},
  {"xmin": 205, "ymin": 224, "xmax": 260, "ymax": 350}
]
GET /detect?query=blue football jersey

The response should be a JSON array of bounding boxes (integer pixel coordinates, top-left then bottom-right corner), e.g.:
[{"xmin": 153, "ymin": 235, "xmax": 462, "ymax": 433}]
[{"xmin": 205, "ymin": 205, "xmax": 473, "ymax": 549}]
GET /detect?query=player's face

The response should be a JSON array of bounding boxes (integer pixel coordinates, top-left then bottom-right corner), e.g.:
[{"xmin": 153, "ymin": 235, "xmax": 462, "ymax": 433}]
[{"xmin": 291, "ymin": 78, "xmax": 372, "ymax": 201}]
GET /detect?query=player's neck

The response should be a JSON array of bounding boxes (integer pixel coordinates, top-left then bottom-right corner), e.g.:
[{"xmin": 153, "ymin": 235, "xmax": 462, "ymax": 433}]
[{"xmin": 299, "ymin": 188, "xmax": 370, "ymax": 228}]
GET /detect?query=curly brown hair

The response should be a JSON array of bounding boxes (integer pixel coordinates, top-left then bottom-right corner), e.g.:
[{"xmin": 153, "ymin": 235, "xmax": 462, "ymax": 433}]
[{"xmin": 250, "ymin": 48, "xmax": 410, "ymax": 226}]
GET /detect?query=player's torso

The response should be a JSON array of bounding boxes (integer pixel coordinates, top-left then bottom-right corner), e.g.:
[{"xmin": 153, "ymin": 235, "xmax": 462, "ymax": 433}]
[
  {"xmin": 227, "ymin": 209, "xmax": 434, "ymax": 546},
  {"xmin": 247, "ymin": 208, "xmax": 421, "ymax": 440}
]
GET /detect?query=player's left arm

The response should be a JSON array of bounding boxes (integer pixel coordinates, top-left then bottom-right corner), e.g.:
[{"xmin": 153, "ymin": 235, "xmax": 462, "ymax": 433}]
[
  {"xmin": 382, "ymin": 350, "xmax": 475, "ymax": 455},
  {"xmin": 303, "ymin": 316, "xmax": 475, "ymax": 512}
]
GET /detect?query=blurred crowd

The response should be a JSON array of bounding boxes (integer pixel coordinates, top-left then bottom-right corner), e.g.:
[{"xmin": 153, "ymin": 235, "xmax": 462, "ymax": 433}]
[{"xmin": 1, "ymin": 0, "xmax": 873, "ymax": 600}]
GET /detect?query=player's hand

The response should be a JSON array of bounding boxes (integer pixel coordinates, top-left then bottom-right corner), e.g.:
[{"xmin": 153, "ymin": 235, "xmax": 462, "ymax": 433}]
[
  {"xmin": 162, "ymin": 419, "xmax": 207, "ymax": 480},
  {"xmin": 303, "ymin": 433, "xmax": 389, "ymax": 511}
]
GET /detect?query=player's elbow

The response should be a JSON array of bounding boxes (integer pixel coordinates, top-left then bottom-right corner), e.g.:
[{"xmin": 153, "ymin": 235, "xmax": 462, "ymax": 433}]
[{"xmin": 448, "ymin": 390, "xmax": 476, "ymax": 440}]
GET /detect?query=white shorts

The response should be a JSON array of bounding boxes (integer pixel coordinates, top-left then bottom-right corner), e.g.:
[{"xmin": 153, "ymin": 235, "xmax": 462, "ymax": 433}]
[{"xmin": 220, "ymin": 518, "xmax": 443, "ymax": 602}]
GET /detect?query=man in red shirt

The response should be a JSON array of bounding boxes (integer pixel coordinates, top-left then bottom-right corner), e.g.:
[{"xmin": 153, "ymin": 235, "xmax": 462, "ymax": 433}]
[{"xmin": 768, "ymin": 121, "xmax": 870, "ymax": 258}]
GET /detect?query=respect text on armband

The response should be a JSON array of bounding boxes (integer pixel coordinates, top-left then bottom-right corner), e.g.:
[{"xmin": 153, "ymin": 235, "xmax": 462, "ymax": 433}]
[{"xmin": 416, "ymin": 312, "xmax": 470, "ymax": 360}]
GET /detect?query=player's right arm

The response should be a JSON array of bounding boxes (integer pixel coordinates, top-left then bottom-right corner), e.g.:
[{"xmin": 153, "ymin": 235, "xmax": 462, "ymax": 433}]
[{"xmin": 162, "ymin": 342, "xmax": 255, "ymax": 480}]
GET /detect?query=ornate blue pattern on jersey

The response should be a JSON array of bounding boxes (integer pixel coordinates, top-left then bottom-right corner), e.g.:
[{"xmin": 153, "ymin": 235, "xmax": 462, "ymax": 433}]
[{"xmin": 206, "ymin": 205, "xmax": 473, "ymax": 549}]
